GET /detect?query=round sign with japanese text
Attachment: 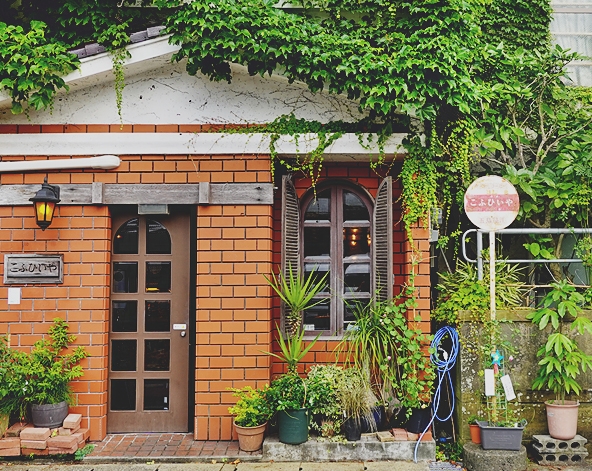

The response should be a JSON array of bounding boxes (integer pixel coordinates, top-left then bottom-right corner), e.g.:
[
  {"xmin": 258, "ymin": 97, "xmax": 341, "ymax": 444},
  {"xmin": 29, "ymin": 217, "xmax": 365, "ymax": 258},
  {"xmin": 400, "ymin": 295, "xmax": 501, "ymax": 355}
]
[{"xmin": 464, "ymin": 176, "xmax": 519, "ymax": 231}]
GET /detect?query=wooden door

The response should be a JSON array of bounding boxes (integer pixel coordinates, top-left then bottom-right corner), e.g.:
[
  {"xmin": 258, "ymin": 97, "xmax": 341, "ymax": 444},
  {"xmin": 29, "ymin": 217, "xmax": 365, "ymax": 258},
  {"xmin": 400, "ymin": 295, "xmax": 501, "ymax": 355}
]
[{"xmin": 108, "ymin": 210, "xmax": 190, "ymax": 432}]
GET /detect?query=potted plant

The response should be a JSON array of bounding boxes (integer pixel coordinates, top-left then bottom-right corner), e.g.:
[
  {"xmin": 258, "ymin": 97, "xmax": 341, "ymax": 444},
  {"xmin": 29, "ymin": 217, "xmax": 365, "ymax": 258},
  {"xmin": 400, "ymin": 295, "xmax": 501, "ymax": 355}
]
[
  {"xmin": 527, "ymin": 280, "xmax": 592, "ymax": 440},
  {"xmin": 10, "ymin": 318, "xmax": 88, "ymax": 427},
  {"xmin": 264, "ymin": 325, "xmax": 320, "ymax": 444},
  {"xmin": 305, "ymin": 364, "xmax": 343, "ymax": 437},
  {"xmin": 467, "ymin": 414, "xmax": 482, "ymax": 444},
  {"xmin": 335, "ymin": 367, "xmax": 375, "ymax": 441},
  {"xmin": 228, "ymin": 386, "xmax": 272, "ymax": 451}
]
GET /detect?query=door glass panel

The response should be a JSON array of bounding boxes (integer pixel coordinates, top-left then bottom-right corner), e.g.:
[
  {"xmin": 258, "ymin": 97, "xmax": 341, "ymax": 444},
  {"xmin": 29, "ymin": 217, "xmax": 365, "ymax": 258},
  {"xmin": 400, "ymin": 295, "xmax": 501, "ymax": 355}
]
[
  {"xmin": 303, "ymin": 302, "xmax": 330, "ymax": 331},
  {"xmin": 145, "ymin": 339, "xmax": 170, "ymax": 371},
  {"xmin": 145, "ymin": 262, "xmax": 171, "ymax": 293},
  {"xmin": 344, "ymin": 263, "xmax": 371, "ymax": 293},
  {"xmin": 304, "ymin": 227, "xmax": 330, "ymax": 257},
  {"xmin": 304, "ymin": 190, "xmax": 331, "ymax": 221},
  {"xmin": 113, "ymin": 262, "xmax": 138, "ymax": 293},
  {"xmin": 144, "ymin": 379, "xmax": 169, "ymax": 411},
  {"xmin": 112, "ymin": 301, "xmax": 137, "ymax": 332},
  {"xmin": 114, "ymin": 219, "xmax": 139, "ymax": 254},
  {"xmin": 343, "ymin": 227, "xmax": 370, "ymax": 257},
  {"xmin": 147, "ymin": 220, "xmax": 171, "ymax": 254},
  {"xmin": 111, "ymin": 340, "xmax": 137, "ymax": 371},
  {"xmin": 304, "ymin": 263, "xmax": 330, "ymax": 293},
  {"xmin": 111, "ymin": 379, "xmax": 136, "ymax": 411},
  {"xmin": 145, "ymin": 301, "xmax": 171, "ymax": 332}
]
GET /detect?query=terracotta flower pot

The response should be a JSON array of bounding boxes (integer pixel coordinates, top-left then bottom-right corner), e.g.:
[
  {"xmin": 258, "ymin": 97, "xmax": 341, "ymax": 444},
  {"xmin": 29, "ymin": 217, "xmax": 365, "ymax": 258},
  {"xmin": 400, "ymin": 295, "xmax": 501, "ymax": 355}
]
[
  {"xmin": 234, "ymin": 421, "xmax": 267, "ymax": 452},
  {"xmin": 469, "ymin": 423, "xmax": 481, "ymax": 444},
  {"xmin": 546, "ymin": 400, "xmax": 579, "ymax": 440}
]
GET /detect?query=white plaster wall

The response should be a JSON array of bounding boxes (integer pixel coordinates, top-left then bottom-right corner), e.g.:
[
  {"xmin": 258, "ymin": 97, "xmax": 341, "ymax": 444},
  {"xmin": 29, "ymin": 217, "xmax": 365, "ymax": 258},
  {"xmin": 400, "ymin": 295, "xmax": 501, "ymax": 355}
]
[{"xmin": 0, "ymin": 57, "xmax": 365, "ymax": 125}]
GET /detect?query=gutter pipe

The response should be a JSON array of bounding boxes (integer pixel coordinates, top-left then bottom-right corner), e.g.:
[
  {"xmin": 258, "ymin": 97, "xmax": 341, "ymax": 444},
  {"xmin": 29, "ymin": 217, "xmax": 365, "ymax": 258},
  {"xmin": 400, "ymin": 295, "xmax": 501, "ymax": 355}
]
[{"xmin": 0, "ymin": 155, "xmax": 121, "ymax": 173}]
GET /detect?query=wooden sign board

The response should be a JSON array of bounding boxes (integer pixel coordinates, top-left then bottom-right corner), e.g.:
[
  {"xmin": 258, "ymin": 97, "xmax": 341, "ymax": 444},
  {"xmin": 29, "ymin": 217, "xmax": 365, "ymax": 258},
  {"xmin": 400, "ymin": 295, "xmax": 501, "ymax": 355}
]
[{"xmin": 4, "ymin": 254, "xmax": 63, "ymax": 284}]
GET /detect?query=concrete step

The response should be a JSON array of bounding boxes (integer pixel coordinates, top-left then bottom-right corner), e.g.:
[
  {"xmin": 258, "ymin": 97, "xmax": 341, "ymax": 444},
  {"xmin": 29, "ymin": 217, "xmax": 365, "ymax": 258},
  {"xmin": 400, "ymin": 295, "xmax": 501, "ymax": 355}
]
[{"xmin": 262, "ymin": 435, "xmax": 436, "ymax": 462}]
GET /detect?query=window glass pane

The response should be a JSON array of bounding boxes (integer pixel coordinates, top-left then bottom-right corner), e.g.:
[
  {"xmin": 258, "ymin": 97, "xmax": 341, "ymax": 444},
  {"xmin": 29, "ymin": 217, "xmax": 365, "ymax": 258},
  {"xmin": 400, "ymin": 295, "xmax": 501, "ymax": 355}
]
[
  {"xmin": 344, "ymin": 263, "xmax": 371, "ymax": 293},
  {"xmin": 145, "ymin": 262, "xmax": 171, "ymax": 293},
  {"xmin": 343, "ymin": 191, "xmax": 369, "ymax": 221},
  {"xmin": 304, "ymin": 227, "xmax": 330, "ymax": 257},
  {"xmin": 144, "ymin": 379, "xmax": 169, "ymax": 411},
  {"xmin": 112, "ymin": 301, "xmax": 137, "ymax": 332},
  {"xmin": 111, "ymin": 340, "xmax": 137, "ymax": 371},
  {"xmin": 303, "ymin": 301, "xmax": 330, "ymax": 331},
  {"xmin": 113, "ymin": 262, "xmax": 138, "ymax": 293},
  {"xmin": 344, "ymin": 301, "xmax": 370, "ymax": 331},
  {"xmin": 304, "ymin": 263, "xmax": 330, "ymax": 293},
  {"xmin": 111, "ymin": 379, "xmax": 136, "ymax": 411},
  {"xmin": 146, "ymin": 220, "xmax": 171, "ymax": 254},
  {"xmin": 145, "ymin": 301, "xmax": 171, "ymax": 332},
  {"xmin": 114, "ymin": 219, "xmax": 139, "ymax": 254},
  {"xmin": 144, "ymin": 339, "xmax": 170, "ymax": 371},
  {"xmin": 304, "ymin": 190, "xmax": 331, "ymax": 221},
  {"xmin": 343, "ymin": 227, "xmax": 370, "ymax": 257}
]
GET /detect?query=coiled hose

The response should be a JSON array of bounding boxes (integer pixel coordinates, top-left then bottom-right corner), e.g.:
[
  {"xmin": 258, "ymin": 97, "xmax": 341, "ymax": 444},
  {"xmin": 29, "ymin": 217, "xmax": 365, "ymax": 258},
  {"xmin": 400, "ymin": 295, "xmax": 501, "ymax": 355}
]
[{"xmin": 414, "ymin": 326, "xmax": 460, "ymax": 462}]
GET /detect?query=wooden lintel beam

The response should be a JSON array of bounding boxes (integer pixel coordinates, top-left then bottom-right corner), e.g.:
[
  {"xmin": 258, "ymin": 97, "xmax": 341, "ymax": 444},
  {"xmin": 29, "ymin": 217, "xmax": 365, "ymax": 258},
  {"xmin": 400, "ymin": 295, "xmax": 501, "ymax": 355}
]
[{"xmin": 0, "ymin": 183, "xmax": 274, "ymax": 206}]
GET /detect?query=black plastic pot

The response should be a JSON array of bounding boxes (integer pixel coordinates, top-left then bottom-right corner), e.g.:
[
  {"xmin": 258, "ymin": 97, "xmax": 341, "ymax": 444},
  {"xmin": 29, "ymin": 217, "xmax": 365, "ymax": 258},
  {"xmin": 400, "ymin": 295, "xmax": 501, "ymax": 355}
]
[
  {"xmin": 31, "ymin": 401, "xmax": 69, "ymax": 428},
  {"xmin": 406, "ymin": 406, "xmax": 432, "ymax": 434},
  {"xmin": 343, "ymin": 417, "xmax": 362, "ymax": 441}
]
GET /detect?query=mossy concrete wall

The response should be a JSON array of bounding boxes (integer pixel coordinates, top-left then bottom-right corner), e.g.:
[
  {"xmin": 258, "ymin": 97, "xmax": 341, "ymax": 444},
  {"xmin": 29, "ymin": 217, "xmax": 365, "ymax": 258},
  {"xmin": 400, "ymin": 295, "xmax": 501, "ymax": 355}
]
[{"xmin": 455, "ymin": 309, "xmax": 592, "ymax": 444}]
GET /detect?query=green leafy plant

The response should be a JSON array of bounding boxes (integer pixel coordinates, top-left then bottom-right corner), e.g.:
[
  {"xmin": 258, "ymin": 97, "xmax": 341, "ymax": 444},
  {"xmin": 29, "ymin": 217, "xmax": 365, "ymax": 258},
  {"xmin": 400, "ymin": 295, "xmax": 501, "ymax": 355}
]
[
  {"xmin": 264, "ymin": 324, "xmax": 320, "ymax": 375},
  {"xmin": 527, "ymin": 280, "xmax": 592, "ymax": 402},
  {"xmin": 266, "ymin": 373, "xmax": 307, "ymax": 412},
  {"xmin": 74, "ymin": 444, "xmax": 95, "ymax": 461},
  {"xmin": 305, "ymin": 364, "xmax": 343, "ymax": 435},
  {"xmin": 7, "ymin": 318, "xmax": 88, "ymax": 419},
  {"xmin": 228, "ymin": 385, "xmax": 272, "ymax": 427},
  {"xmin": 265, "ymin": 265, "xmax": 328, "ymax": 337}
]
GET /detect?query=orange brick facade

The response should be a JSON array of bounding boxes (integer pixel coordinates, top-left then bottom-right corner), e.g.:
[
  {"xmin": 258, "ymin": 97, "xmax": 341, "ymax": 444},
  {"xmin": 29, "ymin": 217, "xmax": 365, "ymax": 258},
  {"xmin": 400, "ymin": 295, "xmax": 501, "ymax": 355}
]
[{"xmin": 0, "ymin": 125, "xmax": 430, "ymax": 442}]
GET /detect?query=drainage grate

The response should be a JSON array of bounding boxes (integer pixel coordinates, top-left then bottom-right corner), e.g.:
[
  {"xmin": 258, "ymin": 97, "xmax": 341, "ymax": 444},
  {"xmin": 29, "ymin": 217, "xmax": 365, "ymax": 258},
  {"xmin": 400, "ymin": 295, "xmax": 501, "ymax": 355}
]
[{"xmin": 429, "ymin": 461, "xmax": 464, "ymax": 470}]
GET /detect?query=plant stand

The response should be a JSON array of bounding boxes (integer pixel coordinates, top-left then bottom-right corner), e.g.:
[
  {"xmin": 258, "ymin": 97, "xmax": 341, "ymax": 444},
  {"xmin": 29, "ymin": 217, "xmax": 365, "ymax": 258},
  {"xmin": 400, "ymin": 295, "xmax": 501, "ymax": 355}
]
[
  {"xmin": 463, "ymin": 442, "xmax": 526, "ymax": 471},
  {"xmin": 532, "ymin": 434, "xmax": 589, "ymax": 466}
]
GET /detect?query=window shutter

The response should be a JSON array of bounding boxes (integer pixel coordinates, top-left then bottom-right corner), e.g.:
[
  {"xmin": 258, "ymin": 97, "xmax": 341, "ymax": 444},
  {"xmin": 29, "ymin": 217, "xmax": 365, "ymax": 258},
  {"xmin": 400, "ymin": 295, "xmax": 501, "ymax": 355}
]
[
  {"xmin": 281, "ymin": 175, "xmax": 300, "ymax": 328},
  {"xmin": 372, "ymin": 177, "xmax": 393, "ymax": 303}
]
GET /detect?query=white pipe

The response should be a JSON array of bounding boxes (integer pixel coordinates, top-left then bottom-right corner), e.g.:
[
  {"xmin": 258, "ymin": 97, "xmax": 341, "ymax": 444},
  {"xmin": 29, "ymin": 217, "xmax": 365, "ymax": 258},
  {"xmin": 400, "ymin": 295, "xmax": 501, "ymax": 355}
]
[{"xmin": 0, "ymin": 155, "xmax": 121, "ymax": 173}]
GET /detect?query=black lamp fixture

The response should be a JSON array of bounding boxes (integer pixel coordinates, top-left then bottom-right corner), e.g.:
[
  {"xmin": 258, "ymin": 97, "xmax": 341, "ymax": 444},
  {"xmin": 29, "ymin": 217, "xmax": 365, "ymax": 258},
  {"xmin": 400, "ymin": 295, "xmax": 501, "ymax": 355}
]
[{"xmin": 29, "ymin": 177, "xmax": 61, "ymax": 230}]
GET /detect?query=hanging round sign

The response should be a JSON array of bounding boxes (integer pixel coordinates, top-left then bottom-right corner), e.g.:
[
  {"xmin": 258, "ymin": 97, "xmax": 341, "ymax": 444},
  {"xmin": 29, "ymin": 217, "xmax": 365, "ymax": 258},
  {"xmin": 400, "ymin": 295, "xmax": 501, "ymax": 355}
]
[{"xmin": 464, "ymin": 175, "xmax": 519, "ymax": 231}]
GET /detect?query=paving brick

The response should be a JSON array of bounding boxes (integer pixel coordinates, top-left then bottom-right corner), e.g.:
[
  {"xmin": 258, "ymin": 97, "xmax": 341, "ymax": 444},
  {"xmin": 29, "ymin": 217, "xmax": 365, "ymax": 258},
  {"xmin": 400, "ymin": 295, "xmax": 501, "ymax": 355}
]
[
  {"xmin": 391, "ymin": 428, "xmax": 408, "ymax": 441},
  {"xmin": 376, "ymin": 431, "xmax": 395, "ymax": 442},
  {"xmin": 49, "ymin": 444, "xmax": 78, "ymax": 454},
  {"xmin": 72, "ymin": 431, "xmax": 85, "ymax": 444},
  {"xmin": 79, "ymin": 428, "xmax": 90, "ymax": 440},
  {"xmin": 47, "ymin": 434, "xmax": 78, "ymax": 449},
  {"xmin": 0, "ymin": 437, "xmax": 21, "ymax": 449},
  {"xmin": 63, "ymin": 413, "xmax": 82, "ymax": 429},
  {"xmin": 20, "ymin": 439, "xmax": 47, "ymax": 450},
  {"xmin": 0, "ymin": 447, "xmax": 21, "ymax": 456},
  {"xmin": 6, "ymin": 422, "xmax": 29, "ymax": 437},
  {"xmin": 20, "ymin": 427, "xmax": 50, "ymax": 441},
  {"xmin": 21, "ymin": 447, "xmax": 49, "ymax": 455}
]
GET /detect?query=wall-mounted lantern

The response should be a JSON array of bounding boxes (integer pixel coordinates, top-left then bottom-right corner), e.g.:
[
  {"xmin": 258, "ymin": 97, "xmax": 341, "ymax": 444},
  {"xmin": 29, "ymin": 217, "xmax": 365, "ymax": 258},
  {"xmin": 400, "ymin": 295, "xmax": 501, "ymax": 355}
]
[{"xmin": 29, "ymin": 177, "xmax": 61, "ymax": 230}]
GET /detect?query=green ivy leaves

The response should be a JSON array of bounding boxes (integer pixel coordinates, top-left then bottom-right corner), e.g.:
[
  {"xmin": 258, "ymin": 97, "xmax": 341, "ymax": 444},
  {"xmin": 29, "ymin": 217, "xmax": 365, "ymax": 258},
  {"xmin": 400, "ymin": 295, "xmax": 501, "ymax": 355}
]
[{"xmin": 0, "ymin": 21, "xmax": 79, "ymax": 114}]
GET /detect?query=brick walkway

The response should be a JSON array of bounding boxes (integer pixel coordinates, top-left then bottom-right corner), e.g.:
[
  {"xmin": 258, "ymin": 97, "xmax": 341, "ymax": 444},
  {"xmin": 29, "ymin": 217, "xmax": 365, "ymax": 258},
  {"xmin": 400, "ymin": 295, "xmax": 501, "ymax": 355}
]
[{"xmin": 88, "ymin": 433, "xmax": 261, "ymax": 460}]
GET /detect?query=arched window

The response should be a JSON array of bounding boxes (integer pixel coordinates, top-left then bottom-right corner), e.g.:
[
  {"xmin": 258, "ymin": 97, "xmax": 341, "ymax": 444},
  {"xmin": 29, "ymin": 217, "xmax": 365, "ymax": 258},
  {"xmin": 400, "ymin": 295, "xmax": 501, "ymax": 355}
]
[{"xmin": 282, "ymin": 177, "xmax": 393, "ymax": 336}]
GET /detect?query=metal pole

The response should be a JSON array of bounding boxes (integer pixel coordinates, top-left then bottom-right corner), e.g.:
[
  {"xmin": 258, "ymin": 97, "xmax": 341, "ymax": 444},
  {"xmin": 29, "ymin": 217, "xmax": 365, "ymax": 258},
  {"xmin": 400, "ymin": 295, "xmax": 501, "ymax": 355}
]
[
  {"xmin": 489, "ymin": 231, "xmax": 496, "ymax": 321},
  {"xmin": 477, "ymin": 231, "xmax": 484, "ymax": 281}
]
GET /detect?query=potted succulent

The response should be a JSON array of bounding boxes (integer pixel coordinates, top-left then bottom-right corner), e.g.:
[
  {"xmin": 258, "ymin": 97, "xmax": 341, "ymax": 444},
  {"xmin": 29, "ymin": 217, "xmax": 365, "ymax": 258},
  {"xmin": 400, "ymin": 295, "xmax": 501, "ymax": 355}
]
[
  {"xmin": 228, "ymin": 386, "xmax": 272, "ymax": 451},
  {"xmin": 264, "ymin": 325, "xmax": 320, "ymax": 445},
  {"xmin": 10, "ymin": 318, "xmax": 88, "ymax": 427},
  {"xmin": 527, "ymin": 280, "xmax": 592, "ymax": 440}
]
